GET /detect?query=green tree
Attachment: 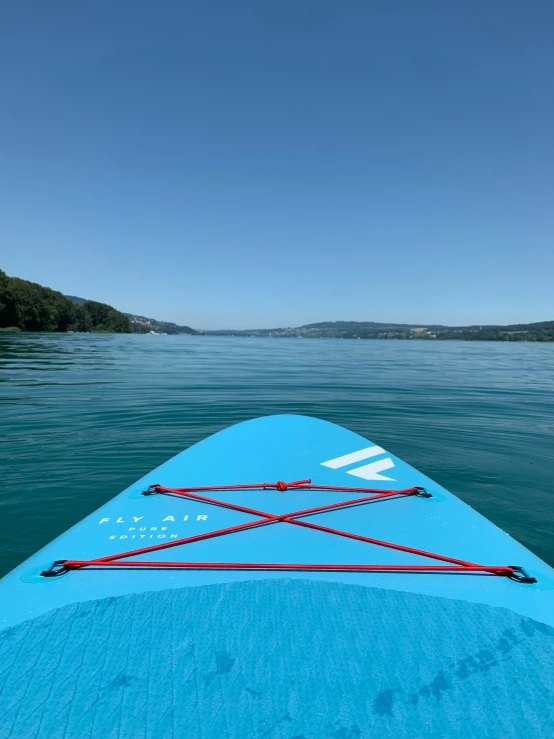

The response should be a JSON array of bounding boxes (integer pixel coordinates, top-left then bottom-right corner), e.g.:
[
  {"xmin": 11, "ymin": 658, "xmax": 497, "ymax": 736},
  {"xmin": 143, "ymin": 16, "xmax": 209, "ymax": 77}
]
[
  {"xmin": 81, "ymin": 300, "xmax": 132, "ymax": 332},
  {"xmin": 0, "ymin": 269, "xmax": 17, "ymax": 327},
  {"xmin": 0, "ymin": 268, "xmax": 132, "ymax": 333}
]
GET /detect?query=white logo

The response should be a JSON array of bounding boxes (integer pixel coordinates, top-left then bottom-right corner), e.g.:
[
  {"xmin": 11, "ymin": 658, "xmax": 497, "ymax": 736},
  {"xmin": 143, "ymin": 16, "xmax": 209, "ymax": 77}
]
[
  {"xmin": 321, "ymin": 445, "xmax": 395, "ymax": 481},
  {"xmin": 96, "ymin": 513, "xmax": 209, "ymax": 541}
]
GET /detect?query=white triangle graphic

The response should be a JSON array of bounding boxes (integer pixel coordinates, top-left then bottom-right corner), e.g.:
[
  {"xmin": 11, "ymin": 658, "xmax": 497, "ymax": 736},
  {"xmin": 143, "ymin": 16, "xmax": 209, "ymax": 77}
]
[
  {"xmin": 347, "ymin": 457, "xmax": 395, "ymax": 481},
  {"xmin": 321, "ymin": 445, "xmax": 385, "ymax": 469}
]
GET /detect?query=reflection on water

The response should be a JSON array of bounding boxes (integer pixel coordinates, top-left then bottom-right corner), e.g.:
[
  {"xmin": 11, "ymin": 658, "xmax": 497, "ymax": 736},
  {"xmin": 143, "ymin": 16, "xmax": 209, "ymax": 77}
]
[{"xmin": 1, "ymin": 333, "xmax": 553, "ymax": 575}]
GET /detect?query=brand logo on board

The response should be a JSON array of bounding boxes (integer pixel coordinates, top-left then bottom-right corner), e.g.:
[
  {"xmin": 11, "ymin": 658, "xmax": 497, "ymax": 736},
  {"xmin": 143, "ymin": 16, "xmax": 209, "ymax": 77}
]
[
  {"xmin": 321, "ymin": 445, "xmax": 396, "ymax": 481},
  {"xmin": 96, "ymin": 513, "xmax": 209, "ymax": 541}
]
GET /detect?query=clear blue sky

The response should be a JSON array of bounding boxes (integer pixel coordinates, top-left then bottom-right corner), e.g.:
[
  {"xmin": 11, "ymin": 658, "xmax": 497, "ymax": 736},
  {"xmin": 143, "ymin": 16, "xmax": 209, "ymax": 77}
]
[{"xmin": 1, "ymin": 1, "xmax": 553, "ymax": 329}]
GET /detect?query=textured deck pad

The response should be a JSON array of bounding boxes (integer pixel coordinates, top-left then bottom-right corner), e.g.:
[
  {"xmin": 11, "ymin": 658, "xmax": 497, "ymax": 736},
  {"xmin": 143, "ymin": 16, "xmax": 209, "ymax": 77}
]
[{"xmin": 1, "ymin": 579, "xmax": 553, "ymax": 739}]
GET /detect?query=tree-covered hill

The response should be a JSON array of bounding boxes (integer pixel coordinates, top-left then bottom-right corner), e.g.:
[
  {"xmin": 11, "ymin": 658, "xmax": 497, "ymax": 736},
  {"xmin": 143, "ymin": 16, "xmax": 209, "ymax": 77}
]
[
  {"xmin": 0, "ymin": 270, "xmax": 132, "ymax": 333},
  {"xmin": 65, "ymin": 296, "xmax": 197, "ymax": 334}
]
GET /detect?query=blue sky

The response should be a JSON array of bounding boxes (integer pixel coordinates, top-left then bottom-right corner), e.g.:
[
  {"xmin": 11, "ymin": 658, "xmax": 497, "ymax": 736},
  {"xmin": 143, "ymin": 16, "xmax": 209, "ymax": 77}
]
[{"xmin": 1, "ymin": 1, "xmax": 553, "ymax": 329}]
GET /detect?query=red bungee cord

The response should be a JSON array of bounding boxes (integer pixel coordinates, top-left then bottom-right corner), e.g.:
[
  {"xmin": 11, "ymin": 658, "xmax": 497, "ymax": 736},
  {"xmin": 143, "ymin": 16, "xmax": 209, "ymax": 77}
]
[{"xmin": 41, "ymin": 480, "xmax": 536, "ymax": 583}]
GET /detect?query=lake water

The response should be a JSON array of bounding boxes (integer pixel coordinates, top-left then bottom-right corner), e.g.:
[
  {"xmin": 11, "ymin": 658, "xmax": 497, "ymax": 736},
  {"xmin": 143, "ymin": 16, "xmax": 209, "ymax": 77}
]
[{"xmin": 1, "ymin": 333, "xmax": 553, "ymax": 577}]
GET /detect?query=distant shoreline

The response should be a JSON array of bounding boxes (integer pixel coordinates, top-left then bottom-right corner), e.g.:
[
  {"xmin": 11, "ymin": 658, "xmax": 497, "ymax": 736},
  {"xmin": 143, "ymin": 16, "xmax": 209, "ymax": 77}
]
[
  {"xmin": 200, "ymin": 321, "xmax": 554, "ymax": 342},
  {"xmin": 2, "ymin": 269, "xmax": 552, "ymax": 342},
  {"xmin": 2, "ymin": 329, "xmax": 554, "ymax": 343}
]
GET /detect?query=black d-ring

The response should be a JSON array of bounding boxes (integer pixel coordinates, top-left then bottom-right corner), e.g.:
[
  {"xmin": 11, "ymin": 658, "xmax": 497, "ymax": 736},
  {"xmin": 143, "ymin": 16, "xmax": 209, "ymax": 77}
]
[
  {"xmin": 41, "ymin": 560, "xmax": 70, "ymax": 578},
  {"xmin": 142, "ymin": 484, "xmax": 160, "ymax": 496},
  {"xmin": 414, "ymin": 487, "xmax": 432, "ymax": 498},
  {"xmin": 507, "ymin": 566, "xmax": 537, "ymax": 584}
]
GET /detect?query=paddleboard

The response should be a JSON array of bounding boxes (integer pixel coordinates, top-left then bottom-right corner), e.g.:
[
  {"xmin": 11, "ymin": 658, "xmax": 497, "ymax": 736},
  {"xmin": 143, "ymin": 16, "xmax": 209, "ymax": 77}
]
[{"xmin": 1, "ymin": 414, "xmax": 553, "ymax": 738}]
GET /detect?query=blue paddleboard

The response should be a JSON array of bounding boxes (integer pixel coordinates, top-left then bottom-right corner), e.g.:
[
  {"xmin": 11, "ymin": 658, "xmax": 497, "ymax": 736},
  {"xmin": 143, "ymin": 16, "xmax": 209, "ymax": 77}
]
[{"xmin": 1, "ymin": 414, "xmax": 553, "ymax": 738}]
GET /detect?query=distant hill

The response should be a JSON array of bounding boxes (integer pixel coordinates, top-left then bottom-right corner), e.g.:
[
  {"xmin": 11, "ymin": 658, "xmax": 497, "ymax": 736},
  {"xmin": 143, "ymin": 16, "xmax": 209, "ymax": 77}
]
[
  {"xmin": 0, "ymin": 273, "xmax": 198, "ymax": 335},
  {"xmin": 123, "ymin": 312, "xmax": 197, "ymax": 335},
  {"xmin": 204, "ymin": 319, "xmax": 554, "ymax": 341},
  {"xmin": 65, "ymin": 295, "xmax": 88, "ymax": 306},
  {"xmin": 1, "ymin": 272, "xmax": 131, "ymax": 333},
  {"xmin": 299, "ymin": 321, "xmax": 437, "ymax": 330},
  {"xmin": 65, "ymin": 296, "xmax": 197, "ymax": 335}
]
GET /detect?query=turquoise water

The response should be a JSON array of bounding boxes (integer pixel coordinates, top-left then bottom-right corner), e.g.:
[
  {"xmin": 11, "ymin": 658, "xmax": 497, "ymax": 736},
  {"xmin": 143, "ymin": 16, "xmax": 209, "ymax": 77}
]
[{"xmin": 1, "ymin": 333, "xmax": 553, "ymax": 577}]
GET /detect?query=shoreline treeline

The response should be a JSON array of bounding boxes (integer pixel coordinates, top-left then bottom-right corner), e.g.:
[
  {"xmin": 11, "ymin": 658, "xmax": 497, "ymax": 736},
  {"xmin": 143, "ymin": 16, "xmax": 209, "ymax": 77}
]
[{"xmin": 0, "ymin": 269, "xmax": 132, "ymax": 333}]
